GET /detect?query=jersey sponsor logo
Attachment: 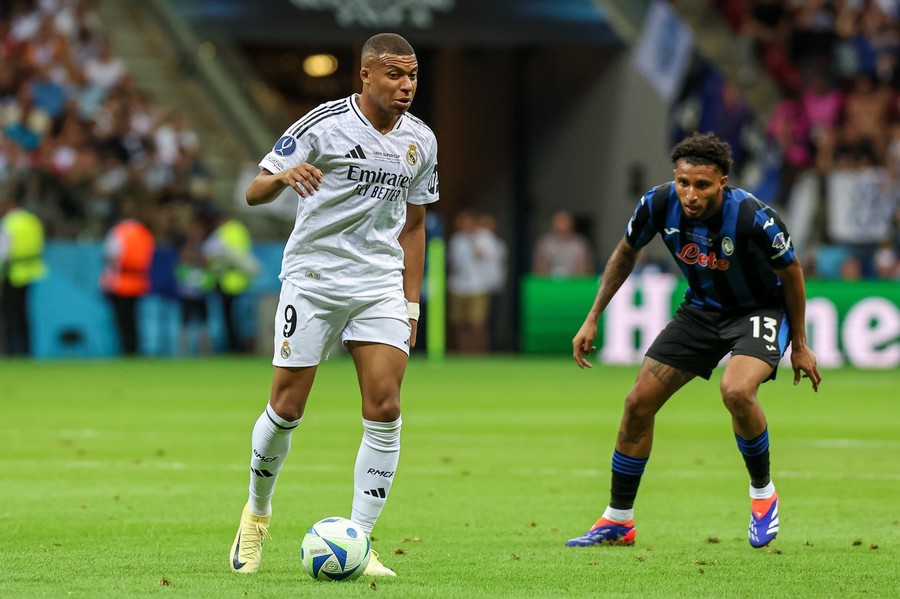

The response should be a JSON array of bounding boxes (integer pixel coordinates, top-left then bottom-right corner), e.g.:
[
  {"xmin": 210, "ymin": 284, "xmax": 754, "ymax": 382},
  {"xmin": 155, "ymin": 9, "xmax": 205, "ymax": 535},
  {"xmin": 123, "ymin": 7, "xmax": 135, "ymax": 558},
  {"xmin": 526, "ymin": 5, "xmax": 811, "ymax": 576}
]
[
  {"xmin": 347, "ymin": 165, "xmax": 412, "ymax": 188},
  {"xmin": 763, "ymin": 217, "xmax": 775, "ymax": 229},
  {"xmin": 347, "ymin": 164, "xmax": 412, "ymax": 202},
  {"xmin": 664, "ymin": 227, "xmax": 680, "ymax": 235},
  {"xmin": 676, "ymin": 243, "xmax": 730, "ymax": 270},
  {"xmin": 406, "ymin": 143, "xmax": 418, "ymax": 165},
  {"xmin": 722, "ymin": 237, "xmax": 734, "ymax": 255},
  {"xmin": 273, "ymin": 136, "xmax": 297, "ymax": 157}
]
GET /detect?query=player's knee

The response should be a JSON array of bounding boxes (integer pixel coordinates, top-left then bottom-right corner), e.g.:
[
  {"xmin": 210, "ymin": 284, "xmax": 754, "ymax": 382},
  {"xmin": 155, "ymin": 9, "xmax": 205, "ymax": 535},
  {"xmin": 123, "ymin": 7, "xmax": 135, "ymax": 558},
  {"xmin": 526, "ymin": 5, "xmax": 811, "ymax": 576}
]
[
  {"xmin": 720, "ymin": 383, "xmax": 755, "ymax": 414},
  {"xmin": 622, "ymin": 391, "xmax": 656, "ymax": 428},
  {"xmin": 269, "ymin": 399, "xmax": 303, "ymax": 422},
  {"xmin": 269, "ymin": 389, "xmax": 307, "ymax": 421},
  {"xmin": 363, "ymin": 392, "xmax": 401, "ymax": 422}
]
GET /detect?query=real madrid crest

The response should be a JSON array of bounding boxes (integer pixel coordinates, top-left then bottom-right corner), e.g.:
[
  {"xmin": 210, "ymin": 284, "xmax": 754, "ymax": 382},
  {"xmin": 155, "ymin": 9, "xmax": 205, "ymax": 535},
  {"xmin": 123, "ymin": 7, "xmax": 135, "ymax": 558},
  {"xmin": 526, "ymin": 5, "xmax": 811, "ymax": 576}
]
[
  {"xmin": 722, "ymin": 237, "xmax": 734, "ymax": 256},
  {"xmin": 406, "ymin": 144, "xmax": 417, "ymax": 165},
  {"xmin": 280, "ymin": 340, "xmax": 291, "ymax": 360}
]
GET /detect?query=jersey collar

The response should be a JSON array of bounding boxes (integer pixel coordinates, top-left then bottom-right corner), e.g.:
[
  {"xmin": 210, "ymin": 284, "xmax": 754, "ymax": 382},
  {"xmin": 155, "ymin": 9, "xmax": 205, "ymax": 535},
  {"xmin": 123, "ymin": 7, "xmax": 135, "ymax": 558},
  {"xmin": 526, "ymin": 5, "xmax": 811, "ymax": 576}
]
[{"xmin": 350, "ymin": 93, "xmax": 403, "ymax": 134}]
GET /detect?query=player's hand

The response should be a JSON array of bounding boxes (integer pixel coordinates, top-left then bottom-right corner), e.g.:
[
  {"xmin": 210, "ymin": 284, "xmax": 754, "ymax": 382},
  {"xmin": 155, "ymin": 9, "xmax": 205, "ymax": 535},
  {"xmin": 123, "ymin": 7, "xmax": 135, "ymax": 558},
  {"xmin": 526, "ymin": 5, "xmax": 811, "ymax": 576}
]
[
  {"xmin": 283, "ymin": 163, "xmax": 323, "ymax": 197},
  {"xmin": 572, "ymin": 320, "xmax": 598, "ymax": 369},
  {"xmin": 791, "ymin": 343, "xmax": 821, "ymax": 392}
]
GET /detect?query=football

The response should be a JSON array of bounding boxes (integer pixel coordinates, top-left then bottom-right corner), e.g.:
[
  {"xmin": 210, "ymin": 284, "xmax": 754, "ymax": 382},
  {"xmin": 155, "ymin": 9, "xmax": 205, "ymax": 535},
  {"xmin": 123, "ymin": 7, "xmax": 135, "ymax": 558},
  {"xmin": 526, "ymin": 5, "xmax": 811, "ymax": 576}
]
[{"xmin": 300, "ymin": 517, "xmax": 371, "ymax": 581}]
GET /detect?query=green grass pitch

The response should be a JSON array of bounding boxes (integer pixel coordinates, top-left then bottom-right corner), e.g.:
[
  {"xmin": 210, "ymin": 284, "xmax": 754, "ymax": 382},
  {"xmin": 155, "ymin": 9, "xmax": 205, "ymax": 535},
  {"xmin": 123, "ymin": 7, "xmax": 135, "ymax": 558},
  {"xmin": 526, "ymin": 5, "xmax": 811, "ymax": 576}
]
[{"xmin": 1, "ymin": 356, "xmax": 897, "ymax": 598}]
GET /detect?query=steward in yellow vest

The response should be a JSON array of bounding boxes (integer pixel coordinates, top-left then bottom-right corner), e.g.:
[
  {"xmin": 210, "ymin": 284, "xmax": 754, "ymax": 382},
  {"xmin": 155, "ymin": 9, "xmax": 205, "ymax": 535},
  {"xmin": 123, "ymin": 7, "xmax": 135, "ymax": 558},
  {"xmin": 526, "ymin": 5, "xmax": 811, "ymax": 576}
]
[
  {"xmin": 0, "ymin": 202, "xmax": 47, "ymax": 355},
  {"xmin": 203, "ymin": 216, "xmax": 259, "ymax": 353}
]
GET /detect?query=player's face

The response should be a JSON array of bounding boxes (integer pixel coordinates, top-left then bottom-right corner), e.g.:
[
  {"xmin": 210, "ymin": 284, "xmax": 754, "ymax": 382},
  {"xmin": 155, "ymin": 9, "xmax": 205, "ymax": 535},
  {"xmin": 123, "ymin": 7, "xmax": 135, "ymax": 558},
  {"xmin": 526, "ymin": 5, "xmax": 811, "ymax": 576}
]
[
  {"xmin": 673, "ymin": 160, "xmax": 727, "ymax": 220},
  {"xmin": 361, "ymin": 53, "xmax": 418, "ymax": 118}
]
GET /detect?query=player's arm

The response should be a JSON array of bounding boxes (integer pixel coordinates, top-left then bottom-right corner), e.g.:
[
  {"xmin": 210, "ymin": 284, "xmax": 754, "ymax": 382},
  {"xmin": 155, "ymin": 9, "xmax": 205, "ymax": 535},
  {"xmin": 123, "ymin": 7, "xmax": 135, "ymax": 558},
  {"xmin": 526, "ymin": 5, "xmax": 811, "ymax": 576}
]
[
  {"xmin": 573, "ymin": 236, "xmax": 640, "ymax": 368},
  {"xmin": 399, "ymin": 203, "xmax": 427, "ymax": 348},
  {"xmin": 245, "ymin": 165, "xmax": 324, "ymax": 206},
  {"xmin": 775, "ymin": 260, "xmax": 821, "ymax": 391}
]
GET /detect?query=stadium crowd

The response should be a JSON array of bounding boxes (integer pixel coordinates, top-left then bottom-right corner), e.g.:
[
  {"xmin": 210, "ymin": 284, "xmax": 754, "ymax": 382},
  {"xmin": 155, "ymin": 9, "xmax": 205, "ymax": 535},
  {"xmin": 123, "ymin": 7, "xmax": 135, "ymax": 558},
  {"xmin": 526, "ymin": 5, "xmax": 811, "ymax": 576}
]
[
  {"xmin": 715, "ymin": 0, "xmax": 900, "ymax": 280},
  {"xmin": 0, "ymin": 0, "xmax": 264, "ymax": 356},
  {"xmin": 0, "ymin": 0, "xmax": 215, "ymax": 244},
  {"xmin": 2, "ymin": 0, "xmax": 897, "ymax": 357}
]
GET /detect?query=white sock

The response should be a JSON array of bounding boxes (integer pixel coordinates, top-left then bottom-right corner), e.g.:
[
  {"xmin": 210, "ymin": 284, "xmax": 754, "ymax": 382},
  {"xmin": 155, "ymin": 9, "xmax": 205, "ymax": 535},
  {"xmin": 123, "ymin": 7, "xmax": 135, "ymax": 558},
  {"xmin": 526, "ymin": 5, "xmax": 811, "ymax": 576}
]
[
  {"xmin": 749, "ymin": 480, "xmax": 776, "ymax": 500},
  {"xmin": 351, "ymin": 417, "xmax": 401, "ymax": 534},
  {"xmin": 602, "ymin": 506, "xmax": 634, "ymax": 523},
  {"xmin": 247, "ymin": 404, "xmax": 300, "ymax": 516}
]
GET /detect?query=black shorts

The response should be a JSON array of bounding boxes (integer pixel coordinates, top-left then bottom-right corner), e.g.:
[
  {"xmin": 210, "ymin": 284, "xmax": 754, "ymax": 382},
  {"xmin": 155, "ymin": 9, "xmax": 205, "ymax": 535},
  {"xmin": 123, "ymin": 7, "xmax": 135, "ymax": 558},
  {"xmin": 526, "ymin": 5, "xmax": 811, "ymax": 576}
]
[{"xmin": 645, "ymin": 304, "xmax": 790, "ymax": 381}]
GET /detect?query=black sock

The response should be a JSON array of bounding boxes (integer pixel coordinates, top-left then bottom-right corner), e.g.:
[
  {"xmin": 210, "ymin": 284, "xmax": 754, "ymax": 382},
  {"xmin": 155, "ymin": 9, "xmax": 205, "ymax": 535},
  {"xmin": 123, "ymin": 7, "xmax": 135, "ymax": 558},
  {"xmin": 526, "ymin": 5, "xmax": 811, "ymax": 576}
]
[
  {"xmin": 736, "ymin": 429, "xmax": 771, "ymax": 488},
  {"xmin": 609, "ymin": 450, "xmax": 648, "ymax": 509}
]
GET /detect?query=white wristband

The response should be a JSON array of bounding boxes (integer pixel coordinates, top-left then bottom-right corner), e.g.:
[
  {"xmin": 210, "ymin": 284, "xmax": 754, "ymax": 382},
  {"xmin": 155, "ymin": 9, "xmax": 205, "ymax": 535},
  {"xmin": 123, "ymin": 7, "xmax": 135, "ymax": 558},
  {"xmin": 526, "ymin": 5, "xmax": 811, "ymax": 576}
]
[{"xmin": 407, "ymin": 301, "xmax": 420, "ymax": 321}]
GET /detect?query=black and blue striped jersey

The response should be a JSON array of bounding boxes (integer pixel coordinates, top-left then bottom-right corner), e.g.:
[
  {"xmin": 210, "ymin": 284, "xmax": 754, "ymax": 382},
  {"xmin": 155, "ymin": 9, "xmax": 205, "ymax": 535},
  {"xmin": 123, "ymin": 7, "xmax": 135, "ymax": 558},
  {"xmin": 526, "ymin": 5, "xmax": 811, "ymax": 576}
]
[{"xmin": 625, "ymin": 183, "xmax": 795, "ymax": 312}]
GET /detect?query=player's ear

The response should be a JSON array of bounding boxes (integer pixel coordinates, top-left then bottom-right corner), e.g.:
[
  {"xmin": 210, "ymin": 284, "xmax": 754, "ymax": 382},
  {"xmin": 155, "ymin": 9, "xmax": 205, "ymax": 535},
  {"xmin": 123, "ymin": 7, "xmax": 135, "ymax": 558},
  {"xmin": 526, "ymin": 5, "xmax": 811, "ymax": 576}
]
[{"xmin": 360, "ymin": 67, "xmax": 370, "ymax": 85}]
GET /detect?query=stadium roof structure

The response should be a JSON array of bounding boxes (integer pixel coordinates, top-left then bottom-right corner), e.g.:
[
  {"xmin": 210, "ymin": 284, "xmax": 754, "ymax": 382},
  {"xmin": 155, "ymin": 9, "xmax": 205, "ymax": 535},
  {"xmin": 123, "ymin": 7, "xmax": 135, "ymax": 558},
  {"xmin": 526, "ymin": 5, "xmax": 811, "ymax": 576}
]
[{"xmin": 171, "ymin": 0, "xmax": 625, "ymax": 48}]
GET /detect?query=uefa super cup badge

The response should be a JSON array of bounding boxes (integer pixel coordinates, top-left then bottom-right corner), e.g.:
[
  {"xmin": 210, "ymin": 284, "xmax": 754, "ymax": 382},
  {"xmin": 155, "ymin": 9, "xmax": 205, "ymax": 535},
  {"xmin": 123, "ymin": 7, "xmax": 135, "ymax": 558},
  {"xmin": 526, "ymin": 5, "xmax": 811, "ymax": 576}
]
[
  {"xmin": 406, "ymin": 144, "xmax": 417, "ymax": 165},
  {"xmin": 280, "ymin": 340, "xmax": 291, "ymax": 360}
]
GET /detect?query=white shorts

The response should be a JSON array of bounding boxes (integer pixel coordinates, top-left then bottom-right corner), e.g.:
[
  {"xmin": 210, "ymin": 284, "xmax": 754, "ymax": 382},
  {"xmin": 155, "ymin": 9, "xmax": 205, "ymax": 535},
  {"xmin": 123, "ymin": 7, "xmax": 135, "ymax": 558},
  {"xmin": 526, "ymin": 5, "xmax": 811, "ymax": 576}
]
[{"xmin": 272, "ymin": 281, "xmax": 411, "ymax": 367}]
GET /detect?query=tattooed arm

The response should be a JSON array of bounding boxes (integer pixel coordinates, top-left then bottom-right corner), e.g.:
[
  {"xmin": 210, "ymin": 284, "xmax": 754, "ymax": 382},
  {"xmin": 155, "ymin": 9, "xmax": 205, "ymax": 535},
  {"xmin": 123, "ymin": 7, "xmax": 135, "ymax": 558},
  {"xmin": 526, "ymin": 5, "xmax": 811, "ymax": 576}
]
[{"xmin": 573, "ymin": 236, "xmax": 640, "ymax": 368}]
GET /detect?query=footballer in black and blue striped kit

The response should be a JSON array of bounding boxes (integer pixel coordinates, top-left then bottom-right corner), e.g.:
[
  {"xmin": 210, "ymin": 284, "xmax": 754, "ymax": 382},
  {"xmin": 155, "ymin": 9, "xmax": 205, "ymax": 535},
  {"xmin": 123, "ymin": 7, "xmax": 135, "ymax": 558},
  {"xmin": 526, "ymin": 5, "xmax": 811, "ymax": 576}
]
[{"xmin": 567, "ymin": 133, "xmax": 821, "ymax": 550}]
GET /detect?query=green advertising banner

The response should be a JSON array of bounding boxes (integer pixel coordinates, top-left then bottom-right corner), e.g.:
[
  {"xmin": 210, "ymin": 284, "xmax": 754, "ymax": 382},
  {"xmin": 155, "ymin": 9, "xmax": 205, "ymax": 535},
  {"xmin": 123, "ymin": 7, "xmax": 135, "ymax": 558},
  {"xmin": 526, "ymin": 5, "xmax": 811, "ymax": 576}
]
[{"xmin": 521, "ymin": 274, "xmax": 900, "ymax": 369}]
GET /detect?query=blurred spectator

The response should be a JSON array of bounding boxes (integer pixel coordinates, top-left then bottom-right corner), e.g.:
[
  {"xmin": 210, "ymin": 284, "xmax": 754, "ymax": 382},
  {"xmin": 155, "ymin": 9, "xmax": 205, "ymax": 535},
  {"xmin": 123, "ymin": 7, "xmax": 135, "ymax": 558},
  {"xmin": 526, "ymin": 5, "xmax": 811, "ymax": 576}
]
[
  {"xmin": 100, "ymin": 206, "xmax": 155, "ymax": 355},
  {"xmin": 874, "ymin": 239, "xmax": 899, "ymax": 279},
  {"xmin": 766, "ymin": 85, "xmax": 813, "ymax": 206},
  {"xmin": 841, "ymin": 71, "xmax": 892, "ymax": 159},
  {"xmin": 0, "ymin": 193, "xmax": 46, "ymax": 355},
  {"xmin": 476, "ymin": 212, "xmax": 508, "ymax": 351},
  {"xmin": 532, "ymin": 210, "xmax": 594, "ymax": 276},
  {"xmin": 447, "ymin": 210, "xmax": 504, "ymax": 354},
  {"xmin": 82, "ymin": 35, "xmax": 125, "ymax": 93},
  {"xmin": 202, "ymin": 212, "xmax": 259, "ymax": 353},
  {"xmin": 839, "ymin": 252, "xmax": 864, "ymax": 280},
  {"xmin": 738, "ymin": 0, "xmax": 800, "ymax": 91},
  {"xmin": 175, "ymin": 219, "xmax": 214, "ymax": 355},
  {"xmin": 682, "ymin": 65, "xmax": 758, "ymax": 174},
  {"xmin": 801, "ymin": 69, "xmax": 843, "ymax": 149}
]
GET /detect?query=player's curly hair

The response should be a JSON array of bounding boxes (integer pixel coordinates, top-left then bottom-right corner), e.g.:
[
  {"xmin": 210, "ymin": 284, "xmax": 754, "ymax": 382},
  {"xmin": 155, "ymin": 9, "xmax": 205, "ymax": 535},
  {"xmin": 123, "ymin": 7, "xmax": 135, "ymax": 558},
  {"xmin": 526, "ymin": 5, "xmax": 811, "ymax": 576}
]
[
  {"xmin": 361, "ymin": 33, "xmax": 415, "ymax": 62},
  {"xmin": 670, "ymin": 132, "xmax": 733, "ymax": 176}
]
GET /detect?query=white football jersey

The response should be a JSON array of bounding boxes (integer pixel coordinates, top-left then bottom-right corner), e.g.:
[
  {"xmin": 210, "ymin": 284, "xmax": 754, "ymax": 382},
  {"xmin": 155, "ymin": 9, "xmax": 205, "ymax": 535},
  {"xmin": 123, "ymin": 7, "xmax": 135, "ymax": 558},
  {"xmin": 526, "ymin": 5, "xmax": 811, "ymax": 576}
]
[{"xmin": 259, "ymin": 94, "xmax": 439, "ymax": 296}]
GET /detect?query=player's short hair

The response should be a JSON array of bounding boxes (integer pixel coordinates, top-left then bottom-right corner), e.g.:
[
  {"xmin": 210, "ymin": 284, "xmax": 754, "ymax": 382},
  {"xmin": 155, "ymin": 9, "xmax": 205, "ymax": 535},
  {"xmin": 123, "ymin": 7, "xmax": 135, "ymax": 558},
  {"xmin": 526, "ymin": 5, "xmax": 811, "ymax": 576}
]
[
  {"xmin": 361, "ymin": 33, "xmax": 415, "ymax": 63},
  {"xmin": 670, "ymin": 132, "xmax": 733, "ymax": 176}
]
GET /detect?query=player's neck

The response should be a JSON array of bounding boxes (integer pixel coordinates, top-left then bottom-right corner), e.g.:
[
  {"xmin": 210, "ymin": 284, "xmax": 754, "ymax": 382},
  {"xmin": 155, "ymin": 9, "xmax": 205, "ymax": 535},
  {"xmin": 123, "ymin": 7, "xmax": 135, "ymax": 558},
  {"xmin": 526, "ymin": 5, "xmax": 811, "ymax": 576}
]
[{"xmin": 354, "ymin": 94, "xmax": 399, "ymax": 135}]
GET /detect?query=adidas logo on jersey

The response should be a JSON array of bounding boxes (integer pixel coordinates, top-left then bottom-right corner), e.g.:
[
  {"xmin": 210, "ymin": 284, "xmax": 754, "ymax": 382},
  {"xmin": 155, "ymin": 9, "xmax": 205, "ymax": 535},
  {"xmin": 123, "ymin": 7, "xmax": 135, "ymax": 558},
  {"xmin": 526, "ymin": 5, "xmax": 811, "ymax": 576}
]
[{"xmin": 344, "ymin": 144, "xmax": 367, "ymax": 159}]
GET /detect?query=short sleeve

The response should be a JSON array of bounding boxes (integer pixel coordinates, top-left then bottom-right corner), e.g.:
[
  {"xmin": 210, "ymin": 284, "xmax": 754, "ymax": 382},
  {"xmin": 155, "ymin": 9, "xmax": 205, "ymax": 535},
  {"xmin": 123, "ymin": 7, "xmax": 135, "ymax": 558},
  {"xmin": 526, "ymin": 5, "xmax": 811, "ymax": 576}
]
[{"xmin": 749, "ymin": 205, "xmax": 795, "ymax": 269}]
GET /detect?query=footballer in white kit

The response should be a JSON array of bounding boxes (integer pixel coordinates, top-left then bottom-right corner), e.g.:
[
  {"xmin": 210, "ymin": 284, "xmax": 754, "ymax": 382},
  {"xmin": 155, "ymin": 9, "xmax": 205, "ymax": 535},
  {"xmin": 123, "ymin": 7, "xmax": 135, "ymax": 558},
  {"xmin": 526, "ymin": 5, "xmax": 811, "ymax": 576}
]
[
  {"xmin": 231, "ymin": 34, "xmax": 431, "ymax": 577},
  {"xmin": 260, "ymin": 93, "xmax": 440, "ymax": 366}
]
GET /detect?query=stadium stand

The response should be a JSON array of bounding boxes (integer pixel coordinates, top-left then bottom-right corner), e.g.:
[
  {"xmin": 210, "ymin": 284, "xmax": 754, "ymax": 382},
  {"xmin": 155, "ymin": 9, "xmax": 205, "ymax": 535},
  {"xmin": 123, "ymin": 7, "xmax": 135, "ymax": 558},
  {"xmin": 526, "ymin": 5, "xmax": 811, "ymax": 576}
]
[{"xmin": 710, "ymin": 0, "xmax": 899, "ymax": 281}]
